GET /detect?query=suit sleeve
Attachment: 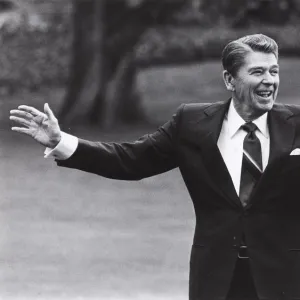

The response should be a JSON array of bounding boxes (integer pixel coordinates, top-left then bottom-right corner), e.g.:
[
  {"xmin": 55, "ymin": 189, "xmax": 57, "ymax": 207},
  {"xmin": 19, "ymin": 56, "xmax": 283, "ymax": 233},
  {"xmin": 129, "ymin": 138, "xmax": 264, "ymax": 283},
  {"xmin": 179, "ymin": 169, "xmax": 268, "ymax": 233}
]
[{"xmin": 56, "ymin": 105, "xmax": 184, "ymax": 180}]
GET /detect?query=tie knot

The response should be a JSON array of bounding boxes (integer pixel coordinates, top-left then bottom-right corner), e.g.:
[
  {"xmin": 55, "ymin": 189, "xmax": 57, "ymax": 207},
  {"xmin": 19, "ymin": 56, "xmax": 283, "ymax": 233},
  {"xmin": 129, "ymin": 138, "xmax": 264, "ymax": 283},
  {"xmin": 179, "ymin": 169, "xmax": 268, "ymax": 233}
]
[{"xmin": 242, "ymin": 122, "xmax": 258, "ymax": 133}]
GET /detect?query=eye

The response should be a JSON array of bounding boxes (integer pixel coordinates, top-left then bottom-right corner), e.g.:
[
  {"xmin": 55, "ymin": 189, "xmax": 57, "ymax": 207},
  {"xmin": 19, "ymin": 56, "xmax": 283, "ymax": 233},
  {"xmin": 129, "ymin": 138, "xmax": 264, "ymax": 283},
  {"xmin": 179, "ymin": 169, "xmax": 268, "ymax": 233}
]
[
  {"xmin": 271, "ymin": 69, "xmax": 279, "ymax": 75},
  {"xmin": 252, "ymin": 70, "xmax": 262, "ymax": 75}
]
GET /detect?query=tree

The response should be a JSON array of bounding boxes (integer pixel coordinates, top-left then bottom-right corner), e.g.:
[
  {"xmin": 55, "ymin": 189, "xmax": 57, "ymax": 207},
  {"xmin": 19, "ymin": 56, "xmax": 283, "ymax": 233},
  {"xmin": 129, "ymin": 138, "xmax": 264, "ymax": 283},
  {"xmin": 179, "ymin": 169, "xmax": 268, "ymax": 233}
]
[
  {"xmin": 199, "ymin": 0, "xmax": 296, "ymax": 27},
  {"xmin": 59, "ymin": 0, "xmax": 185, "ymax": 128}
]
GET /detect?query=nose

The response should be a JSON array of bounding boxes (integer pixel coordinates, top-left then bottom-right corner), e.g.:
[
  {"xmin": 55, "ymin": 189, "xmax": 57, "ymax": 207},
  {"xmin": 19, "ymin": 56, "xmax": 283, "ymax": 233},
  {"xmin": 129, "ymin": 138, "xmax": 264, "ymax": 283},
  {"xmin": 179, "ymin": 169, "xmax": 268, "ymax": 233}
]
[{"xmin": 262, "ymin": 72, "xmax": 275, "ymax": 85}]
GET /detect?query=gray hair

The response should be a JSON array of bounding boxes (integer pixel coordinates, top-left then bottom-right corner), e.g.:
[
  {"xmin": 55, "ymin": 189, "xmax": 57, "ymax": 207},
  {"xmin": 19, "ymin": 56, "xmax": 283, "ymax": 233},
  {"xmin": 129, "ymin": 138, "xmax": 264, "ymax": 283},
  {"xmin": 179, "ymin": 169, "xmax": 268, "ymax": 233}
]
[{"xmin": 222, "ymin": 34, "xmax": 278, "ymax": 76}]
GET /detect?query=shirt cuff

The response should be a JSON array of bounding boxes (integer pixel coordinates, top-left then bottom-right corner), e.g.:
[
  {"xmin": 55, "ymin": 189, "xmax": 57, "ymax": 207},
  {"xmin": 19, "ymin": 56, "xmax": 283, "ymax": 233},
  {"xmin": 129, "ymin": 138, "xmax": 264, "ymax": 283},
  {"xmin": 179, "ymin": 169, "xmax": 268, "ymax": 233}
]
[{"xmin": 44, "ymin": 132, "xmax": 78, "ymax": 160}]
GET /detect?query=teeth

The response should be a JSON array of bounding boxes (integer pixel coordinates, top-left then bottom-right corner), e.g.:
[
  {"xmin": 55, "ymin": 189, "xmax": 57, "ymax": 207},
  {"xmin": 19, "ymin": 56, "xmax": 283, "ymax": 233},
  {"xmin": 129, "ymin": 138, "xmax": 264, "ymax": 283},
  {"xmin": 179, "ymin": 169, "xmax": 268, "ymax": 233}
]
[{"xmin": 257, "ymin": 91, "xmax": 272, "ymax": 98}]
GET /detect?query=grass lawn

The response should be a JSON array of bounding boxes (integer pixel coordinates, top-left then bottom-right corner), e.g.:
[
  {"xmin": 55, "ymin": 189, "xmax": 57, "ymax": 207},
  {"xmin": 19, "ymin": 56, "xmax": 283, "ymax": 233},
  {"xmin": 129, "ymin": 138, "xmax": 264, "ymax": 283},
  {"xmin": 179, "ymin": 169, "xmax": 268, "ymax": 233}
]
[{"xmin": 1, "ymin": 58, "xmax": 300, "ymax": 300}]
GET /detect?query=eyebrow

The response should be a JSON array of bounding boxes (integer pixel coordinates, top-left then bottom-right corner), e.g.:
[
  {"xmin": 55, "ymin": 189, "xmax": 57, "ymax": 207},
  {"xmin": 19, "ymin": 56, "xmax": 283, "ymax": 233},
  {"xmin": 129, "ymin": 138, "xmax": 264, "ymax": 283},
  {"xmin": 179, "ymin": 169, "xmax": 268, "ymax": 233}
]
[{"xmin": 249, "ymin": 65, "xmax": 279, "ymax": 71}]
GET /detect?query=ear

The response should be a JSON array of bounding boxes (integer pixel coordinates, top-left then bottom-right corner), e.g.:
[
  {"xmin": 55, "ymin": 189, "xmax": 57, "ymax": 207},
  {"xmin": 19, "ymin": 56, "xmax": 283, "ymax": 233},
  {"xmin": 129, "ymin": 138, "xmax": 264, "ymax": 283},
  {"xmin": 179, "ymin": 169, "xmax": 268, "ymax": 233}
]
[{"xmin": 223, "ymin": 70, "xmax": 235, "ymax": 92}]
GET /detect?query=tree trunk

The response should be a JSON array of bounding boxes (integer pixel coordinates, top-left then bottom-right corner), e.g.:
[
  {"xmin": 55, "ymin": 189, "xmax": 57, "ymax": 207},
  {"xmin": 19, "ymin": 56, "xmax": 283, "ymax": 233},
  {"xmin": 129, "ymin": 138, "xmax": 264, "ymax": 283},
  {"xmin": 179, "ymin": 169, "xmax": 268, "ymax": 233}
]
[
  {"xmin": 60, "ymin": 0, "xmax": 146, "ymax": 127},
  {"xmin": 104, "ymin": 52, "xmax": 144, "ymax": 128},
  {"xmin": 60, "ymin": 0, "xmax": 186, "ymax": 127},
  {"xmin": 59, "ymin": 0, "xmax": 106, "ymax": 126}
]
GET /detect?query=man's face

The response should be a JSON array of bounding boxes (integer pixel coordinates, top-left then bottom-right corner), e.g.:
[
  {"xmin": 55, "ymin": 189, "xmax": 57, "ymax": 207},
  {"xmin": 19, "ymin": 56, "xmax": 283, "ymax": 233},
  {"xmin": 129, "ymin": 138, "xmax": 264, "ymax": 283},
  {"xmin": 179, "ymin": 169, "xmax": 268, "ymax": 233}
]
[{"xmin": 232, "ymin": 51, "xmax": 279, "ymax": 119}]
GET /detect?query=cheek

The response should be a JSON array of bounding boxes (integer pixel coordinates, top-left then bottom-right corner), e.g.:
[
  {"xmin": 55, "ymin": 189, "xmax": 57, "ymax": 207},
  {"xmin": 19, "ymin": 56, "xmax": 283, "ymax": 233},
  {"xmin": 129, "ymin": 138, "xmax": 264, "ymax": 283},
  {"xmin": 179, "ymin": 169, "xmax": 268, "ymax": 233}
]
[
  {"xmin": 236, "ymin": 83, "xmax": 251, "ymax": 96},
  {"xmin": 235, "ymin": 81, "xmax": 246, "ymax": 93},
  {"xmin": 238, "ymin": 80, "xmax": 256, "ymax": 92}
]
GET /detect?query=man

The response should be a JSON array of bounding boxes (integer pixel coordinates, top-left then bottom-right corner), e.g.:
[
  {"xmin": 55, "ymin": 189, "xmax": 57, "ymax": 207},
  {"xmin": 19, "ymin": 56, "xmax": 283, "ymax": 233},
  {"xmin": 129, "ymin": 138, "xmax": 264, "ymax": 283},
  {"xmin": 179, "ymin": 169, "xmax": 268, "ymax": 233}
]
[{"xmin": 9, "ymin": 34, "xmax": 300, "ymax": 300}]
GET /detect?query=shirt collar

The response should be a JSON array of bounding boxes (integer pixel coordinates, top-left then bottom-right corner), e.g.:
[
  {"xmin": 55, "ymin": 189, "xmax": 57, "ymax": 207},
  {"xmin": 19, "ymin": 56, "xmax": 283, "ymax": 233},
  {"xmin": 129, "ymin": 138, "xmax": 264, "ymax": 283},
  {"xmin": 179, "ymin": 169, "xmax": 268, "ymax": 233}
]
[{"xmin": 226, "ymin": 99, "xmax": 269, "ymax": 139}]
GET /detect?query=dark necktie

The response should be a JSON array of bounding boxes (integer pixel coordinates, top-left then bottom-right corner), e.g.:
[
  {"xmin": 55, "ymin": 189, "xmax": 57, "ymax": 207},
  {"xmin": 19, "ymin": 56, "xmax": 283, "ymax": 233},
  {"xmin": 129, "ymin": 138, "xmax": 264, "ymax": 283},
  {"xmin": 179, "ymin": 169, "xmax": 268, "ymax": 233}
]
[{"xmin": 239, "ymin": 122, "xmax": 263, "ymax": 207}]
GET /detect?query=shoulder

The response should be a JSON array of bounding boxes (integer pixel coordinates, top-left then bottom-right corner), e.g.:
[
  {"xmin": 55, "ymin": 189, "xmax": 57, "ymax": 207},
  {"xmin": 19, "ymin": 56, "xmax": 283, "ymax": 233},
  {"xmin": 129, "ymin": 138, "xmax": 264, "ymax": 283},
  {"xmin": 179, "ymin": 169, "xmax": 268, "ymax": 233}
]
[
  {"xmin": 284, "ymin": 104, "xmax": 300, "ymax": 115},
  {"xmin": 272, "ymin": 103, "xmax": 300, "ymax": 126},
  {"xmin": 273, "ymin": 103, "xmax": 300, "ymax": 111},
  {"xmin": 175, "ymin": 103, "xmax": 210, "ymax": 116},
  {"xmin": 273, "ymin": 103, "xmax": 300, "ymax": 116},
  {"xmin": 176, "ymin": 100, "xmax": 227, "ymax": 117}
]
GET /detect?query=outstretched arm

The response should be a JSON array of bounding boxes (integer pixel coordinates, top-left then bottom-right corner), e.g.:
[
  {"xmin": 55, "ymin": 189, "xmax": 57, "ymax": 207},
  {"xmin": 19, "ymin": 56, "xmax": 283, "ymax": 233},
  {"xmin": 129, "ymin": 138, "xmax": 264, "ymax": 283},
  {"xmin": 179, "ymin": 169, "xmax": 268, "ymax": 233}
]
[
  {"xmin": 10, "ymin": 103, "xmax": 61, "ymax": 148},
  {"xmin": 10, "ymin": 103, "xmax": 183, "ymax": 180}
]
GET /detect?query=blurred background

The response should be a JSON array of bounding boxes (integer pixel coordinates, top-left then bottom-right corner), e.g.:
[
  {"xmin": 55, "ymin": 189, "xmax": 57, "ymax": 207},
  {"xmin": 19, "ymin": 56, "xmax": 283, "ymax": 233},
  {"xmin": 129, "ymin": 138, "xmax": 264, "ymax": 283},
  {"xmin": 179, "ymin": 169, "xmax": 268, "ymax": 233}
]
[{"xmin": 1, "ymin": 0, "xmax": 300, "ymax": 299}]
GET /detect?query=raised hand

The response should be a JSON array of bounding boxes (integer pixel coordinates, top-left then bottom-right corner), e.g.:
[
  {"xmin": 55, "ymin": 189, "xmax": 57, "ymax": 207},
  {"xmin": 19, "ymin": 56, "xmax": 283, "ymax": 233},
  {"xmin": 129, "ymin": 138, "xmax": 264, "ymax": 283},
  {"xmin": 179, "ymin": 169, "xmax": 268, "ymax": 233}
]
[{"xmin": 10, "ymin": 103, "xmax": 62, "ymax": 148}]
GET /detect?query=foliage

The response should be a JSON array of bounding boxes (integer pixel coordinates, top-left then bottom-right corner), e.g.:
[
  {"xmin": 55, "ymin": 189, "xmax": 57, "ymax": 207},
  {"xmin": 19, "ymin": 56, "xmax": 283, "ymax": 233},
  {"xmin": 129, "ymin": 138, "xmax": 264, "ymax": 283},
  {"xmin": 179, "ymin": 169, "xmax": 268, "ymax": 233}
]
[
  {"xmin": 0, "ymin": 0, "xmax": 72, "ymax": 93},
  {"xmin": 135, "ymin": 19, "xmax": 300, "ymax": 66},
  {"xmin": 1, "ymin": 0, "xmax": 300, "ymax": 93}
]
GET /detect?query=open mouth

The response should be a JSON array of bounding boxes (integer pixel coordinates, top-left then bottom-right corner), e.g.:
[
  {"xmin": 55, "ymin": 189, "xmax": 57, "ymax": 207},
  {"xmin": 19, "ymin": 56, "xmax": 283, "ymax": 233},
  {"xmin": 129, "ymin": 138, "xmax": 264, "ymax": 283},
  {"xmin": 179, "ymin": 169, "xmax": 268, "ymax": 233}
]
[{"xmin": 256, "ymin": 91, "xmax": 273, "ymax": 98}]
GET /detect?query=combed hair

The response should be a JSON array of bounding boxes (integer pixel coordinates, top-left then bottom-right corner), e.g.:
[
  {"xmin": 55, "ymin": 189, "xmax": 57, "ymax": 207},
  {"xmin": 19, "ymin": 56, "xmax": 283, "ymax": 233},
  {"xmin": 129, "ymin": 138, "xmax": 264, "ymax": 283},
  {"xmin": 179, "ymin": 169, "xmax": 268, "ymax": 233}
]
[{"xmin": 222, "ymin": 34, "xmax": 278, "ymax": 76}]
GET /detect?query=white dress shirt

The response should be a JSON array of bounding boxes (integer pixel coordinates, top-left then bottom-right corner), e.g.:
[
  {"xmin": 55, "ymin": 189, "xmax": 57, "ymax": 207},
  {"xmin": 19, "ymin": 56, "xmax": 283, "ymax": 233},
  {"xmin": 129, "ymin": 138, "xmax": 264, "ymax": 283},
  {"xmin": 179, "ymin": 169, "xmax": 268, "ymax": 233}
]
[
  {"xmin": 44, "ymin": 132, "xmax": 78, "ymax": 160},
  {"xmin": 217, "ymin": 100, "xmax": 270, "ymax": 195},
  {"xmin": 45, "ymin": 100, "xmax": 270, "ymax": 195}
]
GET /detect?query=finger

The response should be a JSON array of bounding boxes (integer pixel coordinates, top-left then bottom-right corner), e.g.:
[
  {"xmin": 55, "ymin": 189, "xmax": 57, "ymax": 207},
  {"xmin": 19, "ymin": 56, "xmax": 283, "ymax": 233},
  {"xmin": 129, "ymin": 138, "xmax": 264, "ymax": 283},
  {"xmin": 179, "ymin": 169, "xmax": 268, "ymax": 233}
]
[
  {"xmin": 44, "ymin": 103, "xmax": 56, "ymax": 120},
  {"xmin": 10, "ymin": 116, "xmax": 32, "ymax": 127},
  {"xmin": 11, "ymin": 127, "xmax": 33, "ymax": 136},
  {"xmin": 10, "ymin": 109, "xmax": 34, "ymax": 120},
  {"xmin": 18, "ymin": 105, "xmax": 44, "ymax": 117}
]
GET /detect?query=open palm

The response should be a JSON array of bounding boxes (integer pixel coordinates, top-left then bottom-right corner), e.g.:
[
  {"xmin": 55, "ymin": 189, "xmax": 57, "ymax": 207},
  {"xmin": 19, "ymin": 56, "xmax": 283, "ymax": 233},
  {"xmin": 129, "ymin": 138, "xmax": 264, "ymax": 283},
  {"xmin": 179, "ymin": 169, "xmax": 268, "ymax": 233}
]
[{"xmin": 10, "ymin": 103, "xmax": 62, "ymax": 148}]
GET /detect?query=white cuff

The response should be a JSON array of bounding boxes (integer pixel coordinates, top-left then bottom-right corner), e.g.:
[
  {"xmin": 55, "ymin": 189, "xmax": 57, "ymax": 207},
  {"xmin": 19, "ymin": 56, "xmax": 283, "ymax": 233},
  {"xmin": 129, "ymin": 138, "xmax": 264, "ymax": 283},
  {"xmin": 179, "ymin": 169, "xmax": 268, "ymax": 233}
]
[{"xmin": 44, "ymin": 132, "xmax": 78, "ymax": 160}]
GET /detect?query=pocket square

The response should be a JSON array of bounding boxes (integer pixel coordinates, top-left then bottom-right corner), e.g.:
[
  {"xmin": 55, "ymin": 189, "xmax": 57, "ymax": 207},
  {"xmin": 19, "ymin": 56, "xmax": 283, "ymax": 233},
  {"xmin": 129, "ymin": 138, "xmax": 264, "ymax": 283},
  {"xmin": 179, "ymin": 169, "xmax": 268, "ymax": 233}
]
[{"xmin": 290, "ymin": 148, "xmax": 300, "ymax": 155}]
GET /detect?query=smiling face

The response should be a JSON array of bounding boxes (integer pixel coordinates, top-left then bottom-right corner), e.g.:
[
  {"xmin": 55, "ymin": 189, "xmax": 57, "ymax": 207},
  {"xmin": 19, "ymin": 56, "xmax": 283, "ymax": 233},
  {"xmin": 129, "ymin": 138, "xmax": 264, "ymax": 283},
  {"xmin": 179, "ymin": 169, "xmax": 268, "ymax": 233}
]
[{"xmin": 224, "ymin": 50, "xmax": 279, "ymax": 121}]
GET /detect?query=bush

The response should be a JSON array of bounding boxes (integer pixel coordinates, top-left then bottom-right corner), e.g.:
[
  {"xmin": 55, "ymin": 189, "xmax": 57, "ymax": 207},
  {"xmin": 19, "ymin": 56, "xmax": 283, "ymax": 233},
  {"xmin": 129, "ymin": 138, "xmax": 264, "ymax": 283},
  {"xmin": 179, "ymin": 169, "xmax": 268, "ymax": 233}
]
[
  {"xmin": 136, "ymin": 22, "xmax": 300, "ymax": 66},
  {"xmin": 1, "ymin": 0, "xmax": 300, "ymax": 93},
  {"xmin": 0, "ymin": 0, "xmax": 72, "ymax": 93}
]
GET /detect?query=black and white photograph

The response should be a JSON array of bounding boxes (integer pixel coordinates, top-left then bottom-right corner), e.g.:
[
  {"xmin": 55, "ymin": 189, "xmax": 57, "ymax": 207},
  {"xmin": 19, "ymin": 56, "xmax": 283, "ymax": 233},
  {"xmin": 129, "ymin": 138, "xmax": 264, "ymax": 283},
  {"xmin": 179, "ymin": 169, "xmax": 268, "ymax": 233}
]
[{"xmin": 3, "ymin": 0, "xmax": 300, "ymax": 299}]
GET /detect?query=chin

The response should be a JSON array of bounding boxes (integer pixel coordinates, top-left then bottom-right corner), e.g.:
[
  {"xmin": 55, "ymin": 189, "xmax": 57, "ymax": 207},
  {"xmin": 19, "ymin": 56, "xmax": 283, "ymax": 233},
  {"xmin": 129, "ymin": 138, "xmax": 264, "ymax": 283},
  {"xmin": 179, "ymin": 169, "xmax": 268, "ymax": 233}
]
[{"xmin": 257, "ymin": 102, "xmax": 274, "ymax": 113}]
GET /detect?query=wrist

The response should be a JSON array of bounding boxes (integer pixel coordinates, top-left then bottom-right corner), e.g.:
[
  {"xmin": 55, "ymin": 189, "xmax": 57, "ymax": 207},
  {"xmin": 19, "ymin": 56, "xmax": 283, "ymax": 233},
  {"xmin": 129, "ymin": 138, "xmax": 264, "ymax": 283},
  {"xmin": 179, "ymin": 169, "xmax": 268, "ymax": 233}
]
[{"xmin": 49, "ymin": 132, "xmax": 62, "ymax": 148}]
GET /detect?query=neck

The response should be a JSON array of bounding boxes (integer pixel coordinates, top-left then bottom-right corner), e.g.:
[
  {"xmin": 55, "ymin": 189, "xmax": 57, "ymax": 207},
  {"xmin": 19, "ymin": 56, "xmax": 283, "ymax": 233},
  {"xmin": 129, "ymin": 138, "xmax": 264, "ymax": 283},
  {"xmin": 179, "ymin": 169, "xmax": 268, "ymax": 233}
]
[{"xmin": 232, "ymin": 98, "xmax": 264, "ymax": 122}]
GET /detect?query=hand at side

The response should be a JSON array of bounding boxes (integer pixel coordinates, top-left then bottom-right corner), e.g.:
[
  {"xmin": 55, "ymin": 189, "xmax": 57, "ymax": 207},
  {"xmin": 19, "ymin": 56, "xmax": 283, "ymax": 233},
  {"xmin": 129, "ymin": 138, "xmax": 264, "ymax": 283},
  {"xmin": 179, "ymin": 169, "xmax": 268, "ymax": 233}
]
[{"xmin": 10, "ymin": 103, "xmax": 62, "ymax": 148}]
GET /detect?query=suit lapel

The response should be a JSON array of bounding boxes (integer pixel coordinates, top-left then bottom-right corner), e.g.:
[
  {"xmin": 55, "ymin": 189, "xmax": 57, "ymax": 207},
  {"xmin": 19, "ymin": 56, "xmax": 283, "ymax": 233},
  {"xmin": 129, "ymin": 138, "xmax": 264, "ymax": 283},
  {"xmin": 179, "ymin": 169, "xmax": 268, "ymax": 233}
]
[
  {"xmin": 186, "ymin": 101, "xmax": 295, "ymax": 209},
  {"xmin": 247, "ymin": 103, "xmax": 295, "ymax": 207},
  {"xmin": 190, "ymin": 99, "xmax": 242, "ymax": 208},
  {"xmin": 268, "ymin": 104, "xmax": 295, "ymax": 164}
]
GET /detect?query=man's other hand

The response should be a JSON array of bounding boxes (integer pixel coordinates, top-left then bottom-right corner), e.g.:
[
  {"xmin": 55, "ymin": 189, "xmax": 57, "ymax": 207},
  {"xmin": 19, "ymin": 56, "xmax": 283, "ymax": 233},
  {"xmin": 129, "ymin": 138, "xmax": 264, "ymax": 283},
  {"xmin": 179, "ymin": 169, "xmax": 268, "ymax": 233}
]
[{"xmin": 10, "ymin": 103, "xmax": 62, "ymax": 148}]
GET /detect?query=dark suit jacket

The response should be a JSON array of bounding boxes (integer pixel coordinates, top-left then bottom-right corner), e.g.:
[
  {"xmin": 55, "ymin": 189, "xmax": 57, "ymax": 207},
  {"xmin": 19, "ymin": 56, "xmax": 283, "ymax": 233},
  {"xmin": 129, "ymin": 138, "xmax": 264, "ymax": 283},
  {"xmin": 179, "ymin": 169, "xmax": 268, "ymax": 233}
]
[{"xmin": 57, "ymin": 99, "xmax": 300, "ymax": 300}]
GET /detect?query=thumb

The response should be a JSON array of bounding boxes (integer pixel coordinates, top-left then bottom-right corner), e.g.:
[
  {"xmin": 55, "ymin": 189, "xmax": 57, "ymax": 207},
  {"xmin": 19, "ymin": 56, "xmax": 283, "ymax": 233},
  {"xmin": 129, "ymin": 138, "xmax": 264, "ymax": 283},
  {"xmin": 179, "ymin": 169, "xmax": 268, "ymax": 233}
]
[{"xmin": 44, "ymin": 103, "xmax": 56, "ymax": 120}]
